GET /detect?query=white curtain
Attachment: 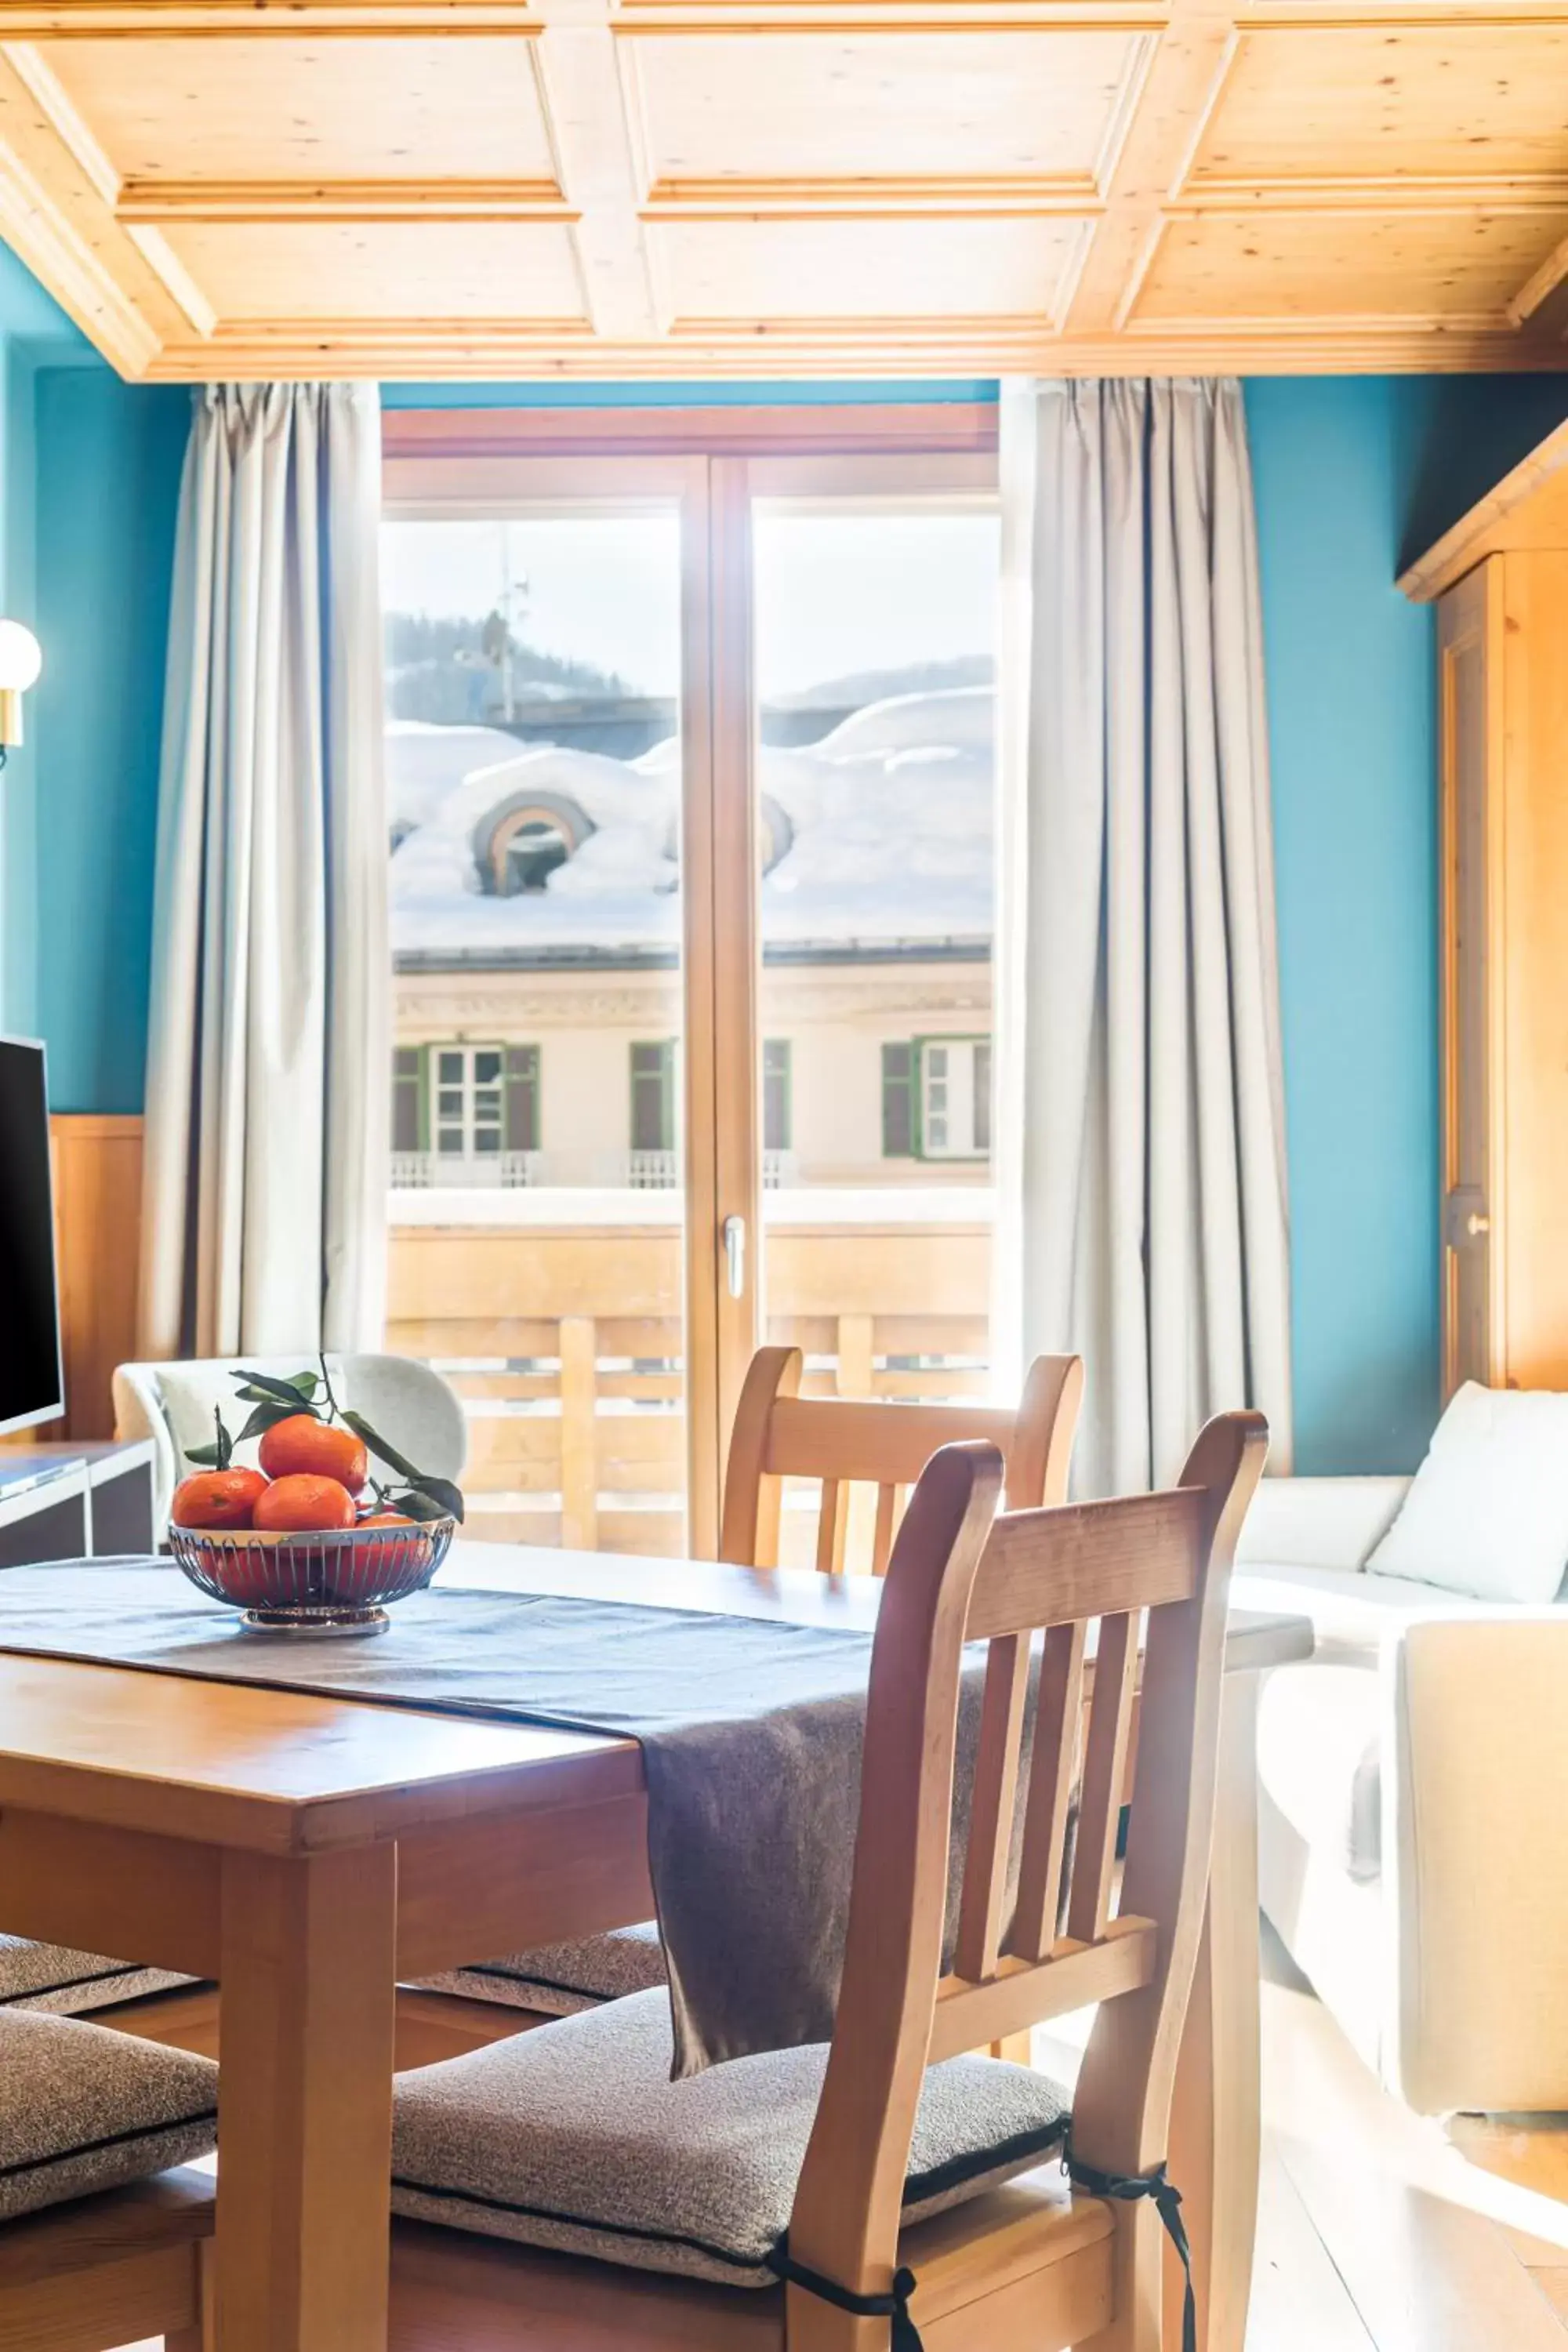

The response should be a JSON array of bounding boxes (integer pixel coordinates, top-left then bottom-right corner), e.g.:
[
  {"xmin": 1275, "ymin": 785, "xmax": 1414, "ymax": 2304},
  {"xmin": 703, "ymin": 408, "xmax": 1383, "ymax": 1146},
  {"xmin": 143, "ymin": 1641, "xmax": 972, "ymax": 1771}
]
[
  {"xmin": 139, "ymin": 382, "xmax": 388, "ymax": 1361},
  {"xmin": 994, "ymin": 377, "xmax": 1292, "ymax": 1494}
]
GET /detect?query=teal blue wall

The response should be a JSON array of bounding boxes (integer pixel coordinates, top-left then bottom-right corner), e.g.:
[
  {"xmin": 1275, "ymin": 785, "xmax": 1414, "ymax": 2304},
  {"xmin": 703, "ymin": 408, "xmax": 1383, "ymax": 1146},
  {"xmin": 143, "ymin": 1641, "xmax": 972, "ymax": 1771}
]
[
  {"xmin": 1246, "ymin": 377, "xmax": 1568, "ymax": 1472},
  {"xmin": 12, "ymin": 316, "xmax": 1568, "ymax": 1468},
  {"xmin": 31, "ymin": 368, "xmax": 187, "ymax": 1110},
  {"xmin": 1249, "ymin": 382, "xmax": 1435, "ymax": 1472},
  {"xmin": 0, "ymin": 243, "xmax": 96, "ymax": 1039}
]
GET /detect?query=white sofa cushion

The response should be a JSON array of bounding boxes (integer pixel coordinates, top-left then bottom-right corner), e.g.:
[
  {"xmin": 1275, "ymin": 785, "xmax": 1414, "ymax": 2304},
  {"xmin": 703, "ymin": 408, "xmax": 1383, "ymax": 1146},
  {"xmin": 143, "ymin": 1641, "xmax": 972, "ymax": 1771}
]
[
  {"xmin": 1237, "ymin": 1476, "xmax": 1410, "ymax": 1573},
  {"xmin": 1367, "ymin": 1383, "xmax": 1568, "ymax": 1603}
]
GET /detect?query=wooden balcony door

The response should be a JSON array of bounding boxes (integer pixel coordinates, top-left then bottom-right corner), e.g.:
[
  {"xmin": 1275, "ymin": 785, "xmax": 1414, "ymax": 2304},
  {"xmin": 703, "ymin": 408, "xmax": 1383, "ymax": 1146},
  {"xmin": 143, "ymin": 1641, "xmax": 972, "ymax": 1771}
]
[
  {"xmin": 708, "ymin": 446, "xmax": 1002, "ymax": 1570},
  {"xmin": 383, "ymin": 408, "xmax": 998, "ymax": 1561}
]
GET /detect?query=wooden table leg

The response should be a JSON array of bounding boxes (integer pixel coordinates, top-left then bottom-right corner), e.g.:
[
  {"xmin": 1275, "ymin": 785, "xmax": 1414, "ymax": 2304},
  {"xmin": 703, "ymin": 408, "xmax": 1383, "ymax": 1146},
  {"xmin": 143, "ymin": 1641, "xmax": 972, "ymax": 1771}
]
[
  {"xmin": 215, "ymin": 1841, "xmax": 399, "ymax": 2352},
  {"xmin": 1167, "ymin": 1668, "xmax": 1262, "ymax": 2352}
]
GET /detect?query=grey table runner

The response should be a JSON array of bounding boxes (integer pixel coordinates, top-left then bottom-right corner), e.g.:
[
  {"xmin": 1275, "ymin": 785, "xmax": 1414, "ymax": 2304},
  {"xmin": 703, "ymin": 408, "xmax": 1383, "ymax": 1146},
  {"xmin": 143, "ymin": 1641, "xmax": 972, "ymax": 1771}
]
[{"xmin": 0, "ymin": 1562, "xmax": 1024, "ymax": 2078}]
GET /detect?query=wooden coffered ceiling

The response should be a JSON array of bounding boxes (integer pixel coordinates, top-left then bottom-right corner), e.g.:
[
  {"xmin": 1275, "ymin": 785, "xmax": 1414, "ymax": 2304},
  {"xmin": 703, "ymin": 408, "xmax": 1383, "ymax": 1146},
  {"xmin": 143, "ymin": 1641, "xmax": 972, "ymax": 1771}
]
[{"xmin": 2, "ymin": 2, "xmax": 1568, "ymax": 379}]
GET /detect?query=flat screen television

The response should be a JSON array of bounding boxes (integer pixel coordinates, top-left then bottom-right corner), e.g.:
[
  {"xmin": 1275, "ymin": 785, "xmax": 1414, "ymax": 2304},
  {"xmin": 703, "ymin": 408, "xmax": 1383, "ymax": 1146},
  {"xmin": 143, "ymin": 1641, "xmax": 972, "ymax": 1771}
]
[{"xmin": 0, "ymin": 1036, "xmax": 64, "ymax": 1435}]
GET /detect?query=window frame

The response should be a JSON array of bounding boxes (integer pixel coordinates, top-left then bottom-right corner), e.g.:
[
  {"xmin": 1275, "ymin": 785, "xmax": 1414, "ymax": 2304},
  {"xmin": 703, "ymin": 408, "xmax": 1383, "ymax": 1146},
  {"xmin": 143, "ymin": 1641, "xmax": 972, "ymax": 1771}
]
[
  {"xmin": 383, "ymin": 402, "xmax": 1000, "ymax": 1552},
  {"xmin": 630, "ymin": 1039, "xmax": 677, "ymax": 1156},
  {"xmin": 913, "ymin": 1032, "xmax": 992, "ymax": 1163},
  {"xmin": 762, "ymin": 1037, "xmax": 793, "ymax": 1156}
]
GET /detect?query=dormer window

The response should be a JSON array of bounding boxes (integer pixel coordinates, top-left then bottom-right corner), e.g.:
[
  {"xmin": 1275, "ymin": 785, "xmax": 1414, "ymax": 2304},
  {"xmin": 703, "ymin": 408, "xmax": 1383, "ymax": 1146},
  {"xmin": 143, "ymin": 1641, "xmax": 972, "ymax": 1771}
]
[
  {"xmin": 505, "ymin": 819, "xmax": 572, "ymax": 894},
  {"xmin": 474, "ymin": 793, "xmax": 594, "ymax": 896}
]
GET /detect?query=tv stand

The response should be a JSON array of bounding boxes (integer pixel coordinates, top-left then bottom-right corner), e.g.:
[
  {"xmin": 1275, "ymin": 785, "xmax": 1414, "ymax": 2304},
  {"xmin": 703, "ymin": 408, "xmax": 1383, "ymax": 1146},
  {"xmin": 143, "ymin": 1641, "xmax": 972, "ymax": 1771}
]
[{"xmin": 0, "ymin": 1439, "xmax": 157, "ymax": 1569}]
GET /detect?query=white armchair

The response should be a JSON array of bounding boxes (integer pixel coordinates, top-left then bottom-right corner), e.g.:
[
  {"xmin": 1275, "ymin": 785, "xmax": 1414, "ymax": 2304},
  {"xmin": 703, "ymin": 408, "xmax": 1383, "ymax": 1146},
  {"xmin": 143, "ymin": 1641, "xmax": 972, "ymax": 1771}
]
[
  {"xmin": 113, "ymin": 1352, "xmax": 467, "ymax": 1528},
  {"xmin": 1234, "ymin": 1475, "xmax": 1568, "ymax": 2114}
]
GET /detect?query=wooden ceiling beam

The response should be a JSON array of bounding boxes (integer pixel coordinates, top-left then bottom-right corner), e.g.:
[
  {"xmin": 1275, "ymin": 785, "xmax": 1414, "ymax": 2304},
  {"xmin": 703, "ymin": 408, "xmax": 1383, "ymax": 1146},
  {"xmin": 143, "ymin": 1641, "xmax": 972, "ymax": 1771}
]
[
  {"xmin": 1059, "ymin": 0, "xmax": 1237, "ymax": 337},
  {"xmin": 532, "ymin": 5, "xmax": 664, "ymax": 342},
  {"xmin": 1509, "ymin": 222, "xmax": 1568, "ymax": 326},
  {"xmin": 0, "ymin": 42, "xmax": 176, "ymax": 371}
]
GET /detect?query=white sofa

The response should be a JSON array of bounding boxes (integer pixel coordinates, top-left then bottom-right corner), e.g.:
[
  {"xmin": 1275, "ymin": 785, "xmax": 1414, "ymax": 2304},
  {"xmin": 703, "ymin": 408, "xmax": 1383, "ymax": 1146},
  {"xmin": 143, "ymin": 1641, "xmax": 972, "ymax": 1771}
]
[{"xmin": 1233, "ymin": 1474, "xmax": 1568, "ymax": 2116}]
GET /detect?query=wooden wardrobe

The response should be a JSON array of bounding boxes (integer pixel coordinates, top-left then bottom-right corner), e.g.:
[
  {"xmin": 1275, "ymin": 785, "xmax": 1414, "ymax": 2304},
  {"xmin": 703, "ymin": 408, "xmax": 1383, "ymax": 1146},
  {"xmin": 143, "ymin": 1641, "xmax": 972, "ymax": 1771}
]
[{"xmin": 1404, "ymin": 447, "xmax": 1568, "ymax": 1397}]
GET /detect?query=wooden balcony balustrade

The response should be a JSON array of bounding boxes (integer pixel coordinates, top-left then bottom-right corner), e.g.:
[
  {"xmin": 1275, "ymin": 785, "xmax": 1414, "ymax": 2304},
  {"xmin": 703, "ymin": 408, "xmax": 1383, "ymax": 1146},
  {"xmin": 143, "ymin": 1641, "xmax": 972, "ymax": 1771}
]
[{"xmin": 388, "ymin": 1211, "xmax": 991, "ymax": 1560}]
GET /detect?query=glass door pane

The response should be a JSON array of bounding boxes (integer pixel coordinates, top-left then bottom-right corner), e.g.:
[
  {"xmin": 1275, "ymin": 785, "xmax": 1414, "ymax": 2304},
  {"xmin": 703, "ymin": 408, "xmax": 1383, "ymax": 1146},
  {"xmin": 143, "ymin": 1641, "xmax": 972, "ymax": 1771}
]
[
  {"xmin": 750, "ymin": 492, "xmax": 1000, "ymax": 1569},
  {"xmin": 382, "ymin": 494, "xmax": 695, "ymax": 1554}
]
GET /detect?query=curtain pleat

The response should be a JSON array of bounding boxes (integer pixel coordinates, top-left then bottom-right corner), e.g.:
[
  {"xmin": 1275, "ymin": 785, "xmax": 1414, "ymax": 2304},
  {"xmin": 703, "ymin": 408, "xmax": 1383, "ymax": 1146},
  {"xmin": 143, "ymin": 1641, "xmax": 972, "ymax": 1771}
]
[
  {"xmin": 139, "ymin": 382, "xmax": 388, "ymax": 1363},
  {"xmin": 996, "ymin": 377, "xmax": 1292, "ymax": 1493}
]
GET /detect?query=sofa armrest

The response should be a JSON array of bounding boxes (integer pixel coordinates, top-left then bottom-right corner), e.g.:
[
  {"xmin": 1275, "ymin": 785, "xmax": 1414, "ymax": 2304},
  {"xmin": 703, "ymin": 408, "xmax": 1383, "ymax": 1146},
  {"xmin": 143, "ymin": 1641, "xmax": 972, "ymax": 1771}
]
[
  {"xmin": 1389, "ymin": 1614, "xmax": 1568, "ymax": 2113},
  {"xmin": 1236, "ymin": 1475, "xmax": 1410, "ymax": 1572}
]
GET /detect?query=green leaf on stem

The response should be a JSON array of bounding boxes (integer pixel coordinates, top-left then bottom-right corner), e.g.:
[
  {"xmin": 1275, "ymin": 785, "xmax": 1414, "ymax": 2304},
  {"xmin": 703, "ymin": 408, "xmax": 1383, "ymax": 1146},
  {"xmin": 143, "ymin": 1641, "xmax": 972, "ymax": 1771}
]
[
  {"xmin": 186, "ymin": 1406, "xmax": 234, "ymax": 1472},
  {"xmin": 343, "ymin": 1411, "xmax": 465, "ymax": 1523},
  {"xmin": 235, "ymin": 1401, "xmax": 298, "ymax": 1444},
  {"xmin": 234, "ymin": 1369, "xmax": 322, "ymax": 1410}
]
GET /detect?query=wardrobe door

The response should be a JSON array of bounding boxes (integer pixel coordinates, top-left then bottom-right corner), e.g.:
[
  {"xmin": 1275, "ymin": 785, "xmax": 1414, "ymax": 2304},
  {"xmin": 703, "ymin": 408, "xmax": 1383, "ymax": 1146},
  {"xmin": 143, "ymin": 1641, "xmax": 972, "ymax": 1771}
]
[
  {"xmin": 1496, "ymin": 553, "xmax": 1568, "ymax": 1389},
  {"xmin": 1438, "ymin": 562, "xmax": 1502, "ymax": 1394}
]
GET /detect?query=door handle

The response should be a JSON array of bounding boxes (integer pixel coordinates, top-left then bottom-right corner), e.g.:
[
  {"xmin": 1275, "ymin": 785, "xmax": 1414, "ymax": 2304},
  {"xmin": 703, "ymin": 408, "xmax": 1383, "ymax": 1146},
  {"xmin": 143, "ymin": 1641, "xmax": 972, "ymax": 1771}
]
[
  {"xmin": 722, "ymin": 1214, "xmax": 746, "ymax": 1300},
  {"xmin": 1444, "ymin": 1187, "xmax": 1491, "ymax": 1249}
]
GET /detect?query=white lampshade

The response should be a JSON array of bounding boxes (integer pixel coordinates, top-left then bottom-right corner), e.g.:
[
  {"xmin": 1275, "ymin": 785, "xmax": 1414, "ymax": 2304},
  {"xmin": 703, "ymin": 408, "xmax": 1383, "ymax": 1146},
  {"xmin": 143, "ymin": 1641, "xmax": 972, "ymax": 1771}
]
[{"xmin": 0, "ymin": 621, "xmax": 42, "ymax": 692}]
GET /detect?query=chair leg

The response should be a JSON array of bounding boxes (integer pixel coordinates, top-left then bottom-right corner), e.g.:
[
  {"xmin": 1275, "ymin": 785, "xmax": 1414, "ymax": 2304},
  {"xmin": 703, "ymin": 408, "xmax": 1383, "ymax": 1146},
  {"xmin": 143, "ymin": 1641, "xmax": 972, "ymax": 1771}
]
[{"xmin": 1079, "ymin": 2200, "xmax": 1162, "ymax": 2352}]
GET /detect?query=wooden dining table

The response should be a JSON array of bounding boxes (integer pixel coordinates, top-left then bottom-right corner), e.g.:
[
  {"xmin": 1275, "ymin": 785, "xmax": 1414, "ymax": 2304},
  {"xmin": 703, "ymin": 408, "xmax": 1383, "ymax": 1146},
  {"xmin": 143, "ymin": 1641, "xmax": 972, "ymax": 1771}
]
[{"xmin": 0, "ymin": 1544, "xmax": 1311, "ymax": 2352}]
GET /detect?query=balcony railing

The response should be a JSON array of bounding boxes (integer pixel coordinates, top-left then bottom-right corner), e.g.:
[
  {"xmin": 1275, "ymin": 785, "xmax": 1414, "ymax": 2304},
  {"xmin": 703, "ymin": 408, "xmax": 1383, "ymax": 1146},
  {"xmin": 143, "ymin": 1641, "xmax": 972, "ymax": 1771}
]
[
  {"xmin": 388, "ymin": 1199, "xmax": 989, "ymax": 1567},
  {"xmin": 391, "ymin": 1147, "xmax": 800, "ymax": 1192},
  {"xmin": 391, "ymin": 1149, "xmax": 542, "ymax": 1189}
]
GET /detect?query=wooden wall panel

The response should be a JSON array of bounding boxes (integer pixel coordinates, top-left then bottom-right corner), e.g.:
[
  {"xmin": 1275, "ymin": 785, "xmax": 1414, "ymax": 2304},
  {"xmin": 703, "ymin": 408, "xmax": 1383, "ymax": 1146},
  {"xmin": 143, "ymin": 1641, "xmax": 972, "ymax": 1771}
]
[{"xmin": 48, "ymin": 1113, "xmax": 143, "ymax": 1442}]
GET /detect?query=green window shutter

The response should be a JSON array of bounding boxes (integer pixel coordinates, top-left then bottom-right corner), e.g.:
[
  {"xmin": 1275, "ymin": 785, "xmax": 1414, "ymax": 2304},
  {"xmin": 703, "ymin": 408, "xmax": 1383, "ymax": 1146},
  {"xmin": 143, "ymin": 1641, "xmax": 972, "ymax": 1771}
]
[
  {"xmin": 504, "ymin": 1045, "xmax": 540, "ymax": 1152},
  {"xmin": 763, "ymin": 1039, "xmax": 792, "ymax": 1153},
  {"xmin": 393, "ymin": 1047, "xmax": 426, "ymax": 1152},
  {"xmin": 882, "ymin": 1042, "xmax": 915, "ymax": 1158}
]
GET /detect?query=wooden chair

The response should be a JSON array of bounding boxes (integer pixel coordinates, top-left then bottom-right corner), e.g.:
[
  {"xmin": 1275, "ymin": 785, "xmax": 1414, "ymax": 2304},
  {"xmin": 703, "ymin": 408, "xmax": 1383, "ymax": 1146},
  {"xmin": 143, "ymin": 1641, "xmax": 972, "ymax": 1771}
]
[
  {"xmin": 385, "ymin": 1410, "xmax": 1267, "ymax": 2352},
  {"xmin": 409, "ymin": 1348, "xmax": 1084, "ymax": 2030},
  {"xmin": 0, "ymin": 2170, "xmax": 212, "ymax": 2352},
  {"xmin": 720, "ymin": 1345, "xmax": 1083, "ymax": 1575},
  {"xmin": 0, "ymin": 2006, "xmax": 220, "ymax": 2352}
]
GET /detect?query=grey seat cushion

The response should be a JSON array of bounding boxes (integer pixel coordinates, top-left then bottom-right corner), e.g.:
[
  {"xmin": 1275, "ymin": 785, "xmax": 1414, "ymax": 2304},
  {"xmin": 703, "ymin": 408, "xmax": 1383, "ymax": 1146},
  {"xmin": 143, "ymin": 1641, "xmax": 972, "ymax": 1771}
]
[
  {"xmin": 413, "ymin": 1922, "xmax": 668, "ymax": 2016},
  {"xmin": 0, "ymin": 2009, "xmax": 218, "ymax": 2221},
  {"xmin": 392, "ymin": 1987, "xmax": 1070, "ymax": 2287},
  {"xmin": 0, "ymin": 1935, "xmax": 197, "ymax": 2017}
]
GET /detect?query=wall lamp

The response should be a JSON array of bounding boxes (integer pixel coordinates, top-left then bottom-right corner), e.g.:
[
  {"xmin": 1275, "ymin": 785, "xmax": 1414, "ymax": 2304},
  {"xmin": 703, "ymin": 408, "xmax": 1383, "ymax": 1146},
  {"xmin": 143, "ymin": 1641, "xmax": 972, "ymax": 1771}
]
[{"xmin": 0, "ymin": 622, "xmax": 42, "ymax": 771}]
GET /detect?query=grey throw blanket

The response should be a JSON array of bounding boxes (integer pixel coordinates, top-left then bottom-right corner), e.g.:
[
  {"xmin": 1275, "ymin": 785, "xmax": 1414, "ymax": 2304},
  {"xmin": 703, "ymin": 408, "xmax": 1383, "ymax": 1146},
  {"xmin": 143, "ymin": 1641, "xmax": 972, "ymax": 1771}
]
[{"xmin": 0, "ymin": 1563, "xmax": 1041, "ymax": 2077}]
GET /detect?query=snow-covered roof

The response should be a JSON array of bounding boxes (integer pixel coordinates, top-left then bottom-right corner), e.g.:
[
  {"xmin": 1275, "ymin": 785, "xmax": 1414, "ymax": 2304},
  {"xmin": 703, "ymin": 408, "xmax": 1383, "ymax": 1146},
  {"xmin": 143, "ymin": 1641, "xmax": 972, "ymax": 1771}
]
[{"xmin": 390, "ymin": 688, "xmax": 993, "ymax": 965}]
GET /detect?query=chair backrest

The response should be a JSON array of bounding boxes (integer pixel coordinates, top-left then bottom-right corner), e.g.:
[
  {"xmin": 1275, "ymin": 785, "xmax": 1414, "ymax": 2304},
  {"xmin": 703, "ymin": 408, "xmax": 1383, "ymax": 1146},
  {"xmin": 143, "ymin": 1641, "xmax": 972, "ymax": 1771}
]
[
  {"xmin": 786, "ymin": 1413, "xmax": 1268, "ymax": 2314},
  {"xmin": 719, "ymin": 1345, "xmax": 1084, "ymax": 1575},
  {"xmin": 113, "ymin": 1352, "xmax": 468, "ymax": 1524}
]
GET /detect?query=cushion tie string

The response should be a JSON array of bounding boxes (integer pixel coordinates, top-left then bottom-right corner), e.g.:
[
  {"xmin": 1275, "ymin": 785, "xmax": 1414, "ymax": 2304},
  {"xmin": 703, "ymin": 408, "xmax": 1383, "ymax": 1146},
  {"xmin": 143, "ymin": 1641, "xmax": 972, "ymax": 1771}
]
[
  {"xmin": 1066, "ymin": 2148, "xmax": 1196, "ymax": 2352},
  {"xmin": 768, "ymin": 2246, "xmax": 924, "ymax": 2350}
]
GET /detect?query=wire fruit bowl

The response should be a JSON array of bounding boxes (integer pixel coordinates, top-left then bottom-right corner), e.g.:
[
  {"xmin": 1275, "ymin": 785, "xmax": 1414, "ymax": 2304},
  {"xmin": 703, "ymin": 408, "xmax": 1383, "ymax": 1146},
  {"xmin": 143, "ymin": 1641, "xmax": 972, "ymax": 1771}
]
[{"xmin": 169, "ymin": 1519, "xmax": 456, "ymax": 1635}]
